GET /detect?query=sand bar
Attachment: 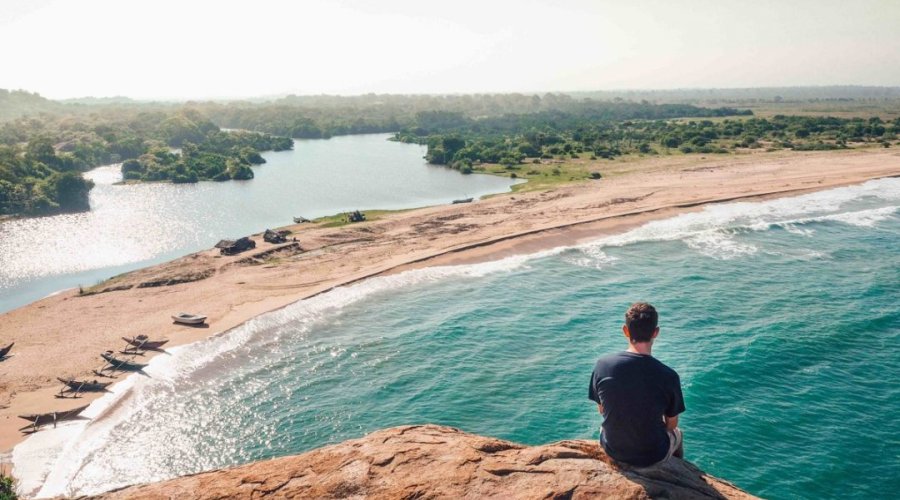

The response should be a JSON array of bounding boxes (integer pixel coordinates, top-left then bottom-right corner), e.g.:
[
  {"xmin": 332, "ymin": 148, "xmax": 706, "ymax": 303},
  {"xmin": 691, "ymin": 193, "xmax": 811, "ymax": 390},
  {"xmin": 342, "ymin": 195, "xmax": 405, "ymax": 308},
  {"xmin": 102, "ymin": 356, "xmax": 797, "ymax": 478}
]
[{"xmin": 1, "ymin": 148, "xmax": 898, "ymax": 456}]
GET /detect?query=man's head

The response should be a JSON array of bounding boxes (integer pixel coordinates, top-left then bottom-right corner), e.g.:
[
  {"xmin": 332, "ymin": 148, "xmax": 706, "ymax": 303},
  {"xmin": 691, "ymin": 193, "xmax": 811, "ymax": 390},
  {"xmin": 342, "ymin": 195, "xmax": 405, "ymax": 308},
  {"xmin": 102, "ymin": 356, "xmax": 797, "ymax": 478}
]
[{"xmin": 623, "ymin": 302, "xmax": 659, "ymax": 344}]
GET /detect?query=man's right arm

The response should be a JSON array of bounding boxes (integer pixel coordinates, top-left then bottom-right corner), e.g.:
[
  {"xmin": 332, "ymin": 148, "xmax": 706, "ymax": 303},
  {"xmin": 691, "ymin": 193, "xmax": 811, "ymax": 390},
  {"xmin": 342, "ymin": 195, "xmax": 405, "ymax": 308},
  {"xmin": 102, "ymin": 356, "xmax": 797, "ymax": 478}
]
[
  {"xmin": 665, "ymin": 371, "xmax": 686, "ymax": 423},
  {"xmin": 664, "ymin": 414, "xmax": 678, "ymax": 431}
]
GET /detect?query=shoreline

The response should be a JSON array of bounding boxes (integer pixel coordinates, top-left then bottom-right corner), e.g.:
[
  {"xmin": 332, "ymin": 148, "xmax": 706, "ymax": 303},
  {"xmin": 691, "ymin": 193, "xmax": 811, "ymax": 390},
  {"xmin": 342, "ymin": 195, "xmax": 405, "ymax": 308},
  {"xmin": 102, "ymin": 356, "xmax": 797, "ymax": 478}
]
[{"xmin": 2, "ymin": 148, "xmax": 898, "ymax": 473}]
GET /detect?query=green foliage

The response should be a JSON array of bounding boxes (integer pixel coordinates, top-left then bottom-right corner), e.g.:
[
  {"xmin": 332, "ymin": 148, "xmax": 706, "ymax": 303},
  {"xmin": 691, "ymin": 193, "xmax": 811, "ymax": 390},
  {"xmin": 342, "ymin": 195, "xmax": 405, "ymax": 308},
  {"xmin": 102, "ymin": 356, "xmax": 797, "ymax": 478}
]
[
  {"xmin": 0, "ymin": 473, "xmax": 16, "ymax": 500},
  {"xmin": 0, "ymin": 141, "xmax": 94, "ymax": 215},
  {"xmin": 395, "ymin": 113, "xmax": 896, "ymax": 166},
  {"xmin": 123, "ymin": 129, "xmax": 287, "ymax": 183},
  {"xmin": 0, "ymin": 108, "xmax": 292, "ymax": 214}
]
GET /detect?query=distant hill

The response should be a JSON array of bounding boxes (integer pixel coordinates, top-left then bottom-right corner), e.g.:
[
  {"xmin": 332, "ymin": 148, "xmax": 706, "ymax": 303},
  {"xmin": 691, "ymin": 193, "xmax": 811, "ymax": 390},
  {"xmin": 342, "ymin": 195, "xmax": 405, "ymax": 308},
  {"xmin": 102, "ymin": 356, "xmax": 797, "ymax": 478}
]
[
  {"xmin": 58, "ymin": 96, "xmax": 138, "ymax": 105},
  {"xmin": 0, "ymin": 88, "xmax": 61, "ymax": 121},
  {"xmin": 569, "ymin": 86, "xmax": 900, "ymax": 104}
]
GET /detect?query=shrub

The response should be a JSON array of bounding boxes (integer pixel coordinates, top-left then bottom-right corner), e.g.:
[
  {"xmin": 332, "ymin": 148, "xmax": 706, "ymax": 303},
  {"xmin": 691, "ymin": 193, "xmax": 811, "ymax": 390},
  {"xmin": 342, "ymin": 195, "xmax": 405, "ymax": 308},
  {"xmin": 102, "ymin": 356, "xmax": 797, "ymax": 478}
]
[
  {"xmin": 590, "ymin": 172, "xmax": 602, "ymax": 179},
  {"xmin": 1, "ymin": 474, "xmax": 17, "ymax": 500}
]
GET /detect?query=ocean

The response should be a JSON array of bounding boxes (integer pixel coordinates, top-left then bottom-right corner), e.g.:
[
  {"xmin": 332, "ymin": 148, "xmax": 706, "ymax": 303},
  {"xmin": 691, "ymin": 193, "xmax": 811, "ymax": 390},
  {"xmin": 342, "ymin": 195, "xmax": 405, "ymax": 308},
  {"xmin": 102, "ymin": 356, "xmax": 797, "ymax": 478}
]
[{"xmin": 13, "ymin": 177, "xmax": 900, "ymax": 499}]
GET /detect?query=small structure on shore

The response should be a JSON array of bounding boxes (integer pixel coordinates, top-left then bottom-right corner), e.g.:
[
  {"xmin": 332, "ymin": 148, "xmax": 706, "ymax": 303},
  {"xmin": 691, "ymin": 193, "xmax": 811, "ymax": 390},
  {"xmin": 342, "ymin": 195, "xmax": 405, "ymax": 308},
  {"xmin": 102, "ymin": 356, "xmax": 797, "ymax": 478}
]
[
  {"xmin": 56, "ymin": 378, "xmax": 112, "ymax": 398},
  {"xmin": 172, "ymin": 312, "xmax": 207, "ymax": 325},
  {"xmin": 19, "ymin": 404, "xmax": 89, "ymax": 433},
  {"xmin": 263, "ymin": 228, "xmax": 287, "ymax": 244},
  {"xmin": 121, "ymin": 335, "xmax": 169, "ymax": 353},
  {"xmin": 293, "ymin": 216, "xmax": 311, "ymax": 223},
  {"xmin": 347, "ymin": 210, "xmax": 366, "ymax": 223},
  {"xmin": 215, "ymin": 237, "xmax": 256, "ymax": 255},
  {"xmin": 96, "ymin": 351, "xmax": 147, "ymax": 376}
]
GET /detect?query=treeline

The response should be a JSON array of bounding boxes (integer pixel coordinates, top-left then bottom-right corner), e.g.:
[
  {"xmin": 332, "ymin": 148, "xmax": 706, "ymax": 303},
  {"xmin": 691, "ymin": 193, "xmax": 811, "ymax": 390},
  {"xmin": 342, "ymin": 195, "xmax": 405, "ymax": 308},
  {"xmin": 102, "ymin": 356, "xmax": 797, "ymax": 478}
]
[
  {"xmin": 198, "ymin": 93, "xmax": 750, "ymax": 140},
  {"xmin": 394, "ymin": 113, "xmax": 899, "ymax": 170},
  {"xmin": 0, "ymin": 89, "xmax": 62, "ymax": 122},
  {"xmin": 572, "ymin": 86, "xmax": 900, "ymax": 104},
  {"xmin": 0, "ymin": 109, "xmax": 291, "ymax": 216}
]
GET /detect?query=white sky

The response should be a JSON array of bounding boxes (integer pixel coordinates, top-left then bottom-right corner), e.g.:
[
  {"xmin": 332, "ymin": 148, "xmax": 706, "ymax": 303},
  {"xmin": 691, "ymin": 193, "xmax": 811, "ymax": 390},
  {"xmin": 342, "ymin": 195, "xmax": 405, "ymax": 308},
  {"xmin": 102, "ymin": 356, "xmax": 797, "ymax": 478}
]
[{"xmin": 1, "ymin": 0, "xmax": 899, "ymax": 100}]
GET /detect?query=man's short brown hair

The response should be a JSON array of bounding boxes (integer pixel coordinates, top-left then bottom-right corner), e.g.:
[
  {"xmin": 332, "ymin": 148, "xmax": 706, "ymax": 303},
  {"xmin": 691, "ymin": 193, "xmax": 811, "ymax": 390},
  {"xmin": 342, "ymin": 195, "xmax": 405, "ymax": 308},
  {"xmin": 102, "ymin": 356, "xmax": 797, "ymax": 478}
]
[{"xmin": 625, "ymin": 302, "xmax": 658, "ymax": 343}]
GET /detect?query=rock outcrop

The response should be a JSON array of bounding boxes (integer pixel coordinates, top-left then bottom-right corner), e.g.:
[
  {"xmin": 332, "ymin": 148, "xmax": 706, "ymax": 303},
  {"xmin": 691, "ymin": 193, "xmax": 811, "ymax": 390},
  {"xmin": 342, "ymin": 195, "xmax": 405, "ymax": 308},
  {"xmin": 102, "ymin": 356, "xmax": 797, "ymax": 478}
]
[{"xmin": 94, "ymin": 425, "xmax": 756, "ymax": 499}]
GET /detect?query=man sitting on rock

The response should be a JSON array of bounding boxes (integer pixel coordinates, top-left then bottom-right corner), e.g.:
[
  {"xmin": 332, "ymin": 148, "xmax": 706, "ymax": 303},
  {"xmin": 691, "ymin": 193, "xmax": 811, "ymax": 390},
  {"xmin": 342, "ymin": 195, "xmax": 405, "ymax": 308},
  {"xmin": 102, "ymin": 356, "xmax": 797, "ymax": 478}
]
[{"xmin": 589, "ymin": 302, "xmax": 685, "ymax": 467}]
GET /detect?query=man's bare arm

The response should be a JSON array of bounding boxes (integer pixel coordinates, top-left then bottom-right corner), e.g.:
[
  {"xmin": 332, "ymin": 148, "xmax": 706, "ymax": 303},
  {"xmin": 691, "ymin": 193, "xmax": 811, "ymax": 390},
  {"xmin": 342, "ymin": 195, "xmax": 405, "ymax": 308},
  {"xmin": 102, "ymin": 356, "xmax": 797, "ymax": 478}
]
[
  {"xmin": 664, "ymin": 414, "xmax": 678, "ymax": 431},
  {"xmin": 597, "ymin": 403, "xmax": 604, "ymax": 415}
]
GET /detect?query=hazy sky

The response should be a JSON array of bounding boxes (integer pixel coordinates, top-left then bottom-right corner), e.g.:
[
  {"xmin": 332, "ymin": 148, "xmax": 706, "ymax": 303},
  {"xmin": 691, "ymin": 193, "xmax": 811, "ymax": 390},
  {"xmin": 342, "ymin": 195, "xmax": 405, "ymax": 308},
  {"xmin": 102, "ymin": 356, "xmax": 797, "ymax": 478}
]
[{"xmin": 2, "ymin": 0, "xmax": 899, "ymax": 99}]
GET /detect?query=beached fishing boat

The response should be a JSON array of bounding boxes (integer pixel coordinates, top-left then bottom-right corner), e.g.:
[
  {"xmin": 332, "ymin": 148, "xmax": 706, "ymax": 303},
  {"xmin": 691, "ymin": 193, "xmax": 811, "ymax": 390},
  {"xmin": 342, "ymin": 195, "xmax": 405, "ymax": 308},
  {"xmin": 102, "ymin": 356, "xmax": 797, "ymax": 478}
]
[
  {"xmin": 99, "ymin": 352, "xmax": 147, "ymax": 371},
  {"xmin": 452, "ymin": 197, "xmax": 474, "ymax": 204},
  {"xmin": 172, "ymin": 312, "xmax": 207, "ymax": 325},
  {"xmin": 56, "ymin": 378, "xmax": 112, "ymax": 398},
  {"xmin": 122, "ymin": 335, "xmax": 169, "ymax": 351},
  {"xmin": 0, "ymin": 342, "xmax": 13, "ymax": 358},
  {"xmin": 18, "ymin": 404, "xmax": 89, "ymax": 433}
]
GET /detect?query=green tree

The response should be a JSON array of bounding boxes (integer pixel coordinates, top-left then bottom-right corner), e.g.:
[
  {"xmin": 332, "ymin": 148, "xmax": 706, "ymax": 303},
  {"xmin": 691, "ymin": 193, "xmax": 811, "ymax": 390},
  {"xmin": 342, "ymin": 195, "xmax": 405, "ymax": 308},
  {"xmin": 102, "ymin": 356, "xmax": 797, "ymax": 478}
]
[{"xmin": 46, "ymin": 171, "xmax": 94, "ymax": 211}]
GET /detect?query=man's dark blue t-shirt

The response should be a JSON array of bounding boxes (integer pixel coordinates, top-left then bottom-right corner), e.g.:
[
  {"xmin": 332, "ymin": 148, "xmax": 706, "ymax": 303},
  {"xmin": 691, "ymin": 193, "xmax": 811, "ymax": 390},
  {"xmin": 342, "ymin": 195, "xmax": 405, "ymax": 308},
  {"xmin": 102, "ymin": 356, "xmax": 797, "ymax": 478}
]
[{"xmin": 588, "ymin": 351, "xmax": 685, "ymax": 466}]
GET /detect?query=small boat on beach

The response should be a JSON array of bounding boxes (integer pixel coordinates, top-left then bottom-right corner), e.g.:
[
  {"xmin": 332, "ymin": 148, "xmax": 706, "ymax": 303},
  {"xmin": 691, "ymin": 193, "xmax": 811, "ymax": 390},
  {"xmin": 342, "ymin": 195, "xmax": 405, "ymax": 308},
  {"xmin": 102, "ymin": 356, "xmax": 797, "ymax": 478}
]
[
  {"xmin": 19, "ymin": 404, "xmax": 89, "ymax": 433},
  {"xmin": 56, "ymin": 378, "xmax": 112, "ymax": 398},
  {"xmin": 122, "ymin": 335, "xmax": 169, "ymax": 352},
  {"xmin": 172, "ymin": 313, "xmax": 207, "ymax": 325},
  {"xmin": 0, "ymin": 342, "xmax": 13, "ymax": 359},
  {"xmin": 452, "ymin": 197, "xmax": 474, "ymax": 204},
  {"xmin": 99, "ymin": 352, "xmax": 147, "ymax": 372}
]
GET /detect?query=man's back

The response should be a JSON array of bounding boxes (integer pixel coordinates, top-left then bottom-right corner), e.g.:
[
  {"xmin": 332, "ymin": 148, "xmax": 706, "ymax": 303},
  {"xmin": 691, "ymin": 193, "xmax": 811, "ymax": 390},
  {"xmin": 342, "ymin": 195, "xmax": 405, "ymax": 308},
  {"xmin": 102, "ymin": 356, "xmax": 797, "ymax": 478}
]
[{"xmin": 589, "ymin": 351, "xmax": 684, "ymax": 466}]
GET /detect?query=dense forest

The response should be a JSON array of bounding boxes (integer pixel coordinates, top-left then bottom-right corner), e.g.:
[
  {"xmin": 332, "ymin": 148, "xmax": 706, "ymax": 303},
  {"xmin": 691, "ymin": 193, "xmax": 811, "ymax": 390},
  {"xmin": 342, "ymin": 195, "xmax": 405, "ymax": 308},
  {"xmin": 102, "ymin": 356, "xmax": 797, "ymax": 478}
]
[
  {"xmin": 2, "ymin": 87, "xmax": 899, "ymax": 216},
  {"xmin": 0, "ymin": 107, "xmax": 291, "ymax": 216},
  {"xmin": 199, "ymin": 93, "xmax": 750, "ymax": 139},
  {"xmin": 393, "ymin": 112, "xmax": 899, "ymax": 170}
]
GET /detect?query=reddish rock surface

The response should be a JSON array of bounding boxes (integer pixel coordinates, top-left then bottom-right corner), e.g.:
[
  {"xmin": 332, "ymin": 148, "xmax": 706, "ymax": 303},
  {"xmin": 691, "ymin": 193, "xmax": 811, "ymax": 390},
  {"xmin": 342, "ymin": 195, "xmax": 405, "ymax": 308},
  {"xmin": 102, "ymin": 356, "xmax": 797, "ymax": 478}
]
[{"xmin": 93, "ymin": 425, "xmax": 757, "ymax": 499}]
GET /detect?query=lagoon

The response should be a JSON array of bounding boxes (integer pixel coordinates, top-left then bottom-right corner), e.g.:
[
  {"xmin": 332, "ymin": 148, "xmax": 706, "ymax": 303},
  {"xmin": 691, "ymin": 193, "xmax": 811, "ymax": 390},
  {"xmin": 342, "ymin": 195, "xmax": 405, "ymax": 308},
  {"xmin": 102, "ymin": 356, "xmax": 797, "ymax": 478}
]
[{"xmin": 0, "ymin": 134, "xmax": 518, "ymax": 313}]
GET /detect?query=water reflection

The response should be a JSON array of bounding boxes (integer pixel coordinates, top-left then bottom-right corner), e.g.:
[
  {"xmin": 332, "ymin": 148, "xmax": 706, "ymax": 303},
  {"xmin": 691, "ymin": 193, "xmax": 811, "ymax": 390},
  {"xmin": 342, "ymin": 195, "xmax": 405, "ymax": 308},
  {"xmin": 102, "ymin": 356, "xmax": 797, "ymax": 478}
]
[{"xmin": 0, "ymin": 134, "xmax": 518, "ymax": 312}]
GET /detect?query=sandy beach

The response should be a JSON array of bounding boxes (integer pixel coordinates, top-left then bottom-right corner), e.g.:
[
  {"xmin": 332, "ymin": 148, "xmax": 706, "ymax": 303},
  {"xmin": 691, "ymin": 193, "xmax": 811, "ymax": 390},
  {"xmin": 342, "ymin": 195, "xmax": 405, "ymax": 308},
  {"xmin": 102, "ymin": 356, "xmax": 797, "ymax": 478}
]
[{"xmin": 1, "ymin": 147, "xmax": 898, "ymax": 459}]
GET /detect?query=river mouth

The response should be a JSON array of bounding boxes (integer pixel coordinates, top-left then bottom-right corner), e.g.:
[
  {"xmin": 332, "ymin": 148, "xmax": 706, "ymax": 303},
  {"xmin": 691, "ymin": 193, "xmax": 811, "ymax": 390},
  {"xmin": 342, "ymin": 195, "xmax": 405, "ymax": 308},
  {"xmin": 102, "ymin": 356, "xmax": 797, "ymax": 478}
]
[{"xmin": 0, "ymin": 134, "xmax": 520, "ymax": 313}]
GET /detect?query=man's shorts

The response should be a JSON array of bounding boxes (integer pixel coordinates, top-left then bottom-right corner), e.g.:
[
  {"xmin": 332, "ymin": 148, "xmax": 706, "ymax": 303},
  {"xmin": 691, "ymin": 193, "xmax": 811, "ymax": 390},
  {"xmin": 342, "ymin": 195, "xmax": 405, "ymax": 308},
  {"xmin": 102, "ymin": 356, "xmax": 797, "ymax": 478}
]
[{"xmin": 663, "ymin": 427, "xmax": 683, "ymax": 462}]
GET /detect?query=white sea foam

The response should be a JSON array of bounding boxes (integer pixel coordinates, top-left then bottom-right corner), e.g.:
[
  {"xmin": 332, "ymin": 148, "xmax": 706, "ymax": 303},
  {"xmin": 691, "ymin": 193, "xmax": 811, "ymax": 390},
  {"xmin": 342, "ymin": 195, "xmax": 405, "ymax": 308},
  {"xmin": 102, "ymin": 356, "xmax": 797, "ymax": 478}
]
[
  {"xmin": 13, "ymin": 252, "xmax": 559, "ymax": 498},
  {"xmin": 563, "ymin": 246, "xmax": 619, "ymax": 269},
  {"xmin": 569, "ymin": 177, "xmax": 899, "ymax": 261},
  {"xmin": 12, "ymin": 177, "xmax": 900, "ymax": 498}
]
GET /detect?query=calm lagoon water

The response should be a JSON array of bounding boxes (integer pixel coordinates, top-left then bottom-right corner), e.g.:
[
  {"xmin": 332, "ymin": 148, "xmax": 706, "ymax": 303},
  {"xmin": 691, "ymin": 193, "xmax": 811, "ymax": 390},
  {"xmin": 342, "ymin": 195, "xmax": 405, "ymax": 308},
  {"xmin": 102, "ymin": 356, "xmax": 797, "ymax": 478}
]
[
  {"xmin": 0, "ymin": 134, "xmax": 518, "ymax": 313},
  {"xmin": 15, "ymin": 177, "xmax": 899, "ymax": 499}
]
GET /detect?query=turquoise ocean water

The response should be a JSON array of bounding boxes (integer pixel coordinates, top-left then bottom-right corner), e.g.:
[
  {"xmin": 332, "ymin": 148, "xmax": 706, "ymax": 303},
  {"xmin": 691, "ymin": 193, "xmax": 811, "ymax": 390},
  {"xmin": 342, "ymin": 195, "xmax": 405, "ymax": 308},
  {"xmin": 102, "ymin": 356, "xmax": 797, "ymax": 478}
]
[{"xmin": 15, "ymin": 178, "xmax": 899, "ymax": 499}]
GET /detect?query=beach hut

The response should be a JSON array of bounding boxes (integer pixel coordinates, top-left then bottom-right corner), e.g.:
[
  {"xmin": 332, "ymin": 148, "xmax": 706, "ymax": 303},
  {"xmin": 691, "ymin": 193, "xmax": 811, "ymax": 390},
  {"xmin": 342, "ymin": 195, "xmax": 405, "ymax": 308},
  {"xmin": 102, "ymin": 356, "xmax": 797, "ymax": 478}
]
[
  {"xmin": 263, "ymin": 229, "xmax": 287, "ymax": 244},
  {"xmin": 215, "ymin": 237, "xmax": 256, "ymax": 255}
]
